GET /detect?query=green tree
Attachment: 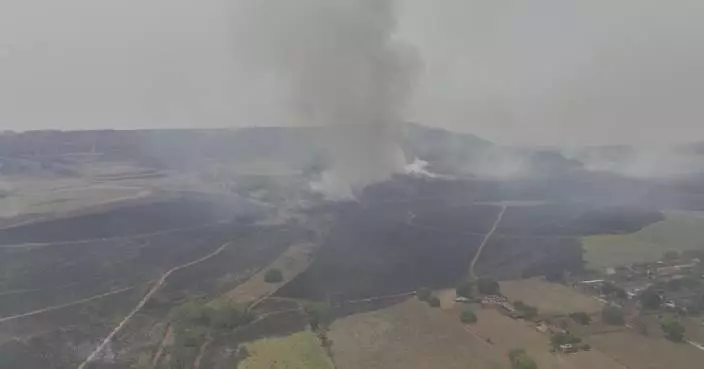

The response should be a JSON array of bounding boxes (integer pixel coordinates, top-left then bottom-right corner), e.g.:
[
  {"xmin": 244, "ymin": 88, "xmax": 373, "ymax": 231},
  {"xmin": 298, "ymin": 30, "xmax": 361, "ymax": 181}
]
[
  {"xmin": 460, "ymin": 310, "xmax": 478, "ymax": 324},
  {"xmin": 601, "ymin": 306, "xmax": 625, "ymax": 325},
  {"xmin": 304, "ymin": 302, "xmax": 332, "ymax": 331},
  {"xmin": 550, "ymin": 332, "xmax": 581, "ymax": 349},
  {"xmin": 264, "ymin": 268, "xmax": 283, "ymax": 283},
  {"xmin": 513, "ymin": 300, "xmax": 538, "ymax": 319},
  {"xmin": 640, "ymin": 289, "xmax": 662, "ymax": 309},
  {"xmin": 569, "ymin": 312, "xmax": 591, "ymax": 325},
  {"xmin": 456, "ymin": 281, "xmax": 474, "ymax": 298},
  {"xmin": 661, "ymin": 318, "xmax": 686, "ymax": 342},
  {"xmin": 417, "ymin": 287, "xmax": 432, "ymax": 302},
  {"xmin": 478, "ymin": 278, "xmax": 501, "ymax": 295},
  {"xmin": 508, "ymin": 349, "xmax": 538, "ymax": 369}
]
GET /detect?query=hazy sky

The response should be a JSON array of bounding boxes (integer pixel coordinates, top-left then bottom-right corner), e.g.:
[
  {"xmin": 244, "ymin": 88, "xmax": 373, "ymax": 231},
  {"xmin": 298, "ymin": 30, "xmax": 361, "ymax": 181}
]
[{"xmin": 0, "ymin": 0, "xmax": 702, "ymax": 146}]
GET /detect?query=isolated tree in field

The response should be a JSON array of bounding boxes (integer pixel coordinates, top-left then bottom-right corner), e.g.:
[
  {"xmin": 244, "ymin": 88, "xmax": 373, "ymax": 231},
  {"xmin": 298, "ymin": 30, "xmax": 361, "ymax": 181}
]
[
  {"xmin": 428, "ymin": 296, "xmax": 441, "ymax": 308},
  {"xmin": 508, "ymin": 349, "xmax": 538, "ymax": 369},
  {"xmin": 417, "ymin": 287, "xmax": 432, "ymax": 301},
  {"xmin": 264, "ymin": 268, "xmax": 283, "ymax": 283},
  {"xmin": 661, "ymin": 318, "xmax": 686, "ymax": 342},
  {"xmin": 456, "ymin": 280, "xmax": 474, "ymax": 298},
  {"xmin": 304, "ymin": 302, "xmax": 332, "ymax": 331},
  {"xmin": 460, "ymin": 310, "xmax": 478, "ymax": 324},
  {"xmin": 550, "ymin": 332, "xmax": 581, "ymax": 350},
  {"xmin": 640, "ymin": 289, "xmax": 662, "ymax": 309},
  {"xmin": 513, "ymin": 300, "xmax": 538, "ymax": 319},
  {"xmin": 478, "ymin": 278, "xmax": 501, "ymax": 295},
  {"xmin": 569, "ymin": 312, "xmax": 591, "ymax": 325},
  {"xmin": 601, "ymin": 306, "xmax": 625, "ymax": 325}
]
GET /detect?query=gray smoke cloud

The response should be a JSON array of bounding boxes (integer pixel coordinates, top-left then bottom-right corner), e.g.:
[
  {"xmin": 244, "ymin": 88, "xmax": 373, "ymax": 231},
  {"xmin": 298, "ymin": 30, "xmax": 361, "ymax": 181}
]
[{"xmin": 233, "ymin": 0, "xmax": 421, "ymax": 198}]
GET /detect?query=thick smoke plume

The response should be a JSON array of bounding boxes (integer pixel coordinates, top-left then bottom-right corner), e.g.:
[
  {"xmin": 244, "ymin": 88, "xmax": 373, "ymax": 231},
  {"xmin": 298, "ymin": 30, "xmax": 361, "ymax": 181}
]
[{"xmin": 234, "ymin": 0, "xmax": 421, "ymax": 199}]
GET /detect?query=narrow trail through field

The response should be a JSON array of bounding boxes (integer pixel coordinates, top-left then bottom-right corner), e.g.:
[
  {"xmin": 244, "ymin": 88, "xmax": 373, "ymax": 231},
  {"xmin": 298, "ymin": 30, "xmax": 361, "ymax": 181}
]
[
  {"xmin": 192, "ymin": 335, "xmax": 213, "ymax": 369},
  {"xmin": 0, "ymin": 220, "xmax": 230, "ymax": 249},
  {"xmin": 151, "ymin": 325, "xmax": 172, "ymax": 368},
  {"xmin": 76, "ymin": 241, "xmax": 232, "ymax": 369},
  {"xmin": 0, "ymin": 286, "xmax": 134, "ymax": 324},
  {"xmin": 687, "ymin": 339, "xmax": 704, "ymax": 352},
  {"xmin": 470, "ymin": 205, "xmax": 507, "ymax": 279}
]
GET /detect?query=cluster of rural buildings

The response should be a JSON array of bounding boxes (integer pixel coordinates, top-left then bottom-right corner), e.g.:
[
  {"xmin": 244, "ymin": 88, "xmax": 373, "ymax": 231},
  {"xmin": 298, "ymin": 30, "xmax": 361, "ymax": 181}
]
[{"xmin": 577, "ymin": 254, "xmax": 704, "ymax": 312}]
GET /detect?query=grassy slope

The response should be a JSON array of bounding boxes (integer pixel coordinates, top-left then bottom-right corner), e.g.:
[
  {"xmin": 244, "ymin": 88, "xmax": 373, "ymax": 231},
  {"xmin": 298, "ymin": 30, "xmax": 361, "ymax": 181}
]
[
  {"xmin": 238, "ymin": 331, "xmax": 334, "ymax": 369},
  {"xmin": 582, "ymin": 211, "xmax": 704, "ymax": 269}
]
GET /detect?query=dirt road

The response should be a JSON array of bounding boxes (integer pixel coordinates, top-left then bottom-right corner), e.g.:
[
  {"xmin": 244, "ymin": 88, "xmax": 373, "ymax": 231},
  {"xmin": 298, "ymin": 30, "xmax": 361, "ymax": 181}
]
[
  {"xmin": 76, "ymin": 241, "xmax": 232, "ymax": 369},
  {"xmin": 469, "ymin": 205, "xmax": 507, "ymax": 279},
  {"xmin": 0, "ymin": 286, "xmax": 134, "ymax": 324}
]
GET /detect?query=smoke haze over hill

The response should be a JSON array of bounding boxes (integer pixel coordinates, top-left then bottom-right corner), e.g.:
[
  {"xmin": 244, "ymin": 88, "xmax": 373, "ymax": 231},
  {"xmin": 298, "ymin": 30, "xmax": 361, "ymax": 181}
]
[{"xmin": 0, "ymin": 0, "xmax": 703, "ymax": 147}]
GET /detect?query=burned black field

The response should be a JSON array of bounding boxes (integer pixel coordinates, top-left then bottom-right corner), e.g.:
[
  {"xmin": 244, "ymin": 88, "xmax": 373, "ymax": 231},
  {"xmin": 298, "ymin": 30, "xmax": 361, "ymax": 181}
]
[
  {"xmin": 279, "ymin": 178, "xmax": 665, "ymax": 300},
  {"xmin": 0, "ymin": 193, "xmax": 314, "ymax": 369}
]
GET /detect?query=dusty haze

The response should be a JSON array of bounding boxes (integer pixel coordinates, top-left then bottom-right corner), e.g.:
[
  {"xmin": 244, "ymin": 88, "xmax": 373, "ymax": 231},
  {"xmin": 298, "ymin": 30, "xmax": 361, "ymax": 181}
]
[{"xmin": 0, "ymin": 0, "xmax": 703, "ymax": 146}]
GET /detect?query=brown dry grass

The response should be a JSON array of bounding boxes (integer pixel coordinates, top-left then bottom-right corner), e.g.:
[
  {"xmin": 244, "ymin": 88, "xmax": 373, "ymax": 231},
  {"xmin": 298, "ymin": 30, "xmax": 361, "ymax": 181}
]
[
  {"xmin": 500, "ymin": 278, "xmax": 603, "ymax": 315},
  {"xmin": 684, "ymin": 317, "xmax": 704, "ymax": 343},
  {"xmin": 328, "ymin": 299, "xmax": 506, "ymax": 369},
  {"xmin": 587, "ymin": 329, "xmax": 704, "ymax": 369},
  {"xmin": 470, "ymin": 309, "xmax": 625, "ymax": 369},
  {"xmin": 222, "ymin": 242, "xmax": 316, "ymax": 305}
]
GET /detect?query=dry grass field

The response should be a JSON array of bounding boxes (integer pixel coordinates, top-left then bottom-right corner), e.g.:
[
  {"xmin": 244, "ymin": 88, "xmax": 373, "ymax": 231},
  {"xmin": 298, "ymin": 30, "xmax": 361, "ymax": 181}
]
[
  {"xmin": 586, "ymin": 329, "xmax": 704, "ymax": 369},
  {"xmin": 237, "ymin": 331, "xmax": 334, "ymax": 369},
  {"xmin": 500, "ymin": 278, "xmax": 603, "ymax": 315},
  {"xmin": 328, "ymin": 299, "xmax": 506, "ymax": 369},
  {"xmin": 471, "ymin": 309, "xmax": 625, "ymax": 369}
]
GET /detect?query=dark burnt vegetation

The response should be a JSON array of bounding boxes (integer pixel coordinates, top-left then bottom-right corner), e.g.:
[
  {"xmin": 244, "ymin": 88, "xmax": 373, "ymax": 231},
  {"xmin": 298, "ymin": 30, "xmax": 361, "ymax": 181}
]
[
  {"xmin": 0, "ymin": 195, "xmax": 253, "ymax": 245},
  {"xmin": 282, "ymin": 177, "xmax": 664, "ymax": 301}
]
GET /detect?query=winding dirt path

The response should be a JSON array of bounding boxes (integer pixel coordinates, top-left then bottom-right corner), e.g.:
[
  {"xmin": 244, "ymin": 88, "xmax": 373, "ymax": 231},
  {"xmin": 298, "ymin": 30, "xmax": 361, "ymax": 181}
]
[
  {"xmin": 0, "ymin": 220, "xmax": 229, "ymax": 249},
  {"xmin": 0, "ymin": 286, "xmax": 134, "ymax": 324},
  {"xmin": 469, "ymin": 205, "xmax": 507, "ymax": 279},
  {"xmin": 76, "ymin": 241, "xmax": 232, "ymax": 369}
]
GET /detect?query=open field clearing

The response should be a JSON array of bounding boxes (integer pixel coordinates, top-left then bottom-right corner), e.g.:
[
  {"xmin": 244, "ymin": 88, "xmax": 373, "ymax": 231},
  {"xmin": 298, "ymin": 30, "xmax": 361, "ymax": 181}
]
[
  {"xmin": 587, "ymin": 329, "xmax": 704, "ymax": 369},
  {"xmin": 328, "ymin": 299, "xmax": 505, "ymax": 369},
  {"xmin": 582, "ymin": 211, "xmax": 704, "ymax": 269},
  {"xmin": 471, "ymin": 309, "xmax": 625, "ymax": 369},
  {"xmin": 499, "ymin": 278, "xmax": 603, "ymax": 315},
  {"xmin": 237, "ymin": 331, "xmax": 333, "ymax": 369},
  {"xmin": 684, "ymin": 317, "xmax": 704, "ymax": 343},
  {"xmin": 224, "ymin": 243, "xmax": 316, "ymax": 305}
]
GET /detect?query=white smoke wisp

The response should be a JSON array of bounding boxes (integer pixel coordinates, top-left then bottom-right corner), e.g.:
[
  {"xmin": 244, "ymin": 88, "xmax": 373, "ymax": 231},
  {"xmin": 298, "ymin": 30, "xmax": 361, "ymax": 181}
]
[{"xmin": 234, "ymin": 0, "xmax": 421, "ymax": 199}]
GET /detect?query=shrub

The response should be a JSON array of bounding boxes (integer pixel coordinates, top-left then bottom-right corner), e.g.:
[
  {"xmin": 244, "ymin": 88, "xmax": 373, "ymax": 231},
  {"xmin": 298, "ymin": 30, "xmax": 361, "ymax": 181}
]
[
  {"xmin": 508, "ymin": 349, "xmax": 538, "ymax": 369},
  {"xmin": 304, "ymin": 302, "xmax": 332, "ymax": 331},
  {"xmin": 427, "ymin": 296, "xmax": 441, "ymax": 308},
  {"xmin": 456, "ymin": 281, "xmax": 474, "ymax": 298},
  {"xmin": 551, "ymin": 332, "xmax": 582, "ymax": 349},
  {"xmin": 478, "ymin": 278, "xmax": 501, "ymax": 295},
  {"xmin": 460, "ymin": 310, "xmax": 478, "ymax": 324},
  {"xmin": 640, "ymin": 289, "xmax": 662, "ymax": 309},
  {"xmin": 264, "ymin": 268, "xmax": 283, "ymax": 283},
  {"xmin": 569, "ymin": 312, "xmax": 591, "ymax": 325},
  {"xmin": 514, "ymin": 300, "xmax": 538, "ymax": 319},
  {"xmin": 661, "ymin": 318, "xmax": 686, "ymax": 342},
  {"xmin": 602, "ymin": 306, "xmax": 625, "ymax": 325},
  {"xmin": 417, "ymin": 287, "xmax": 432, "ymax": 301}
]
